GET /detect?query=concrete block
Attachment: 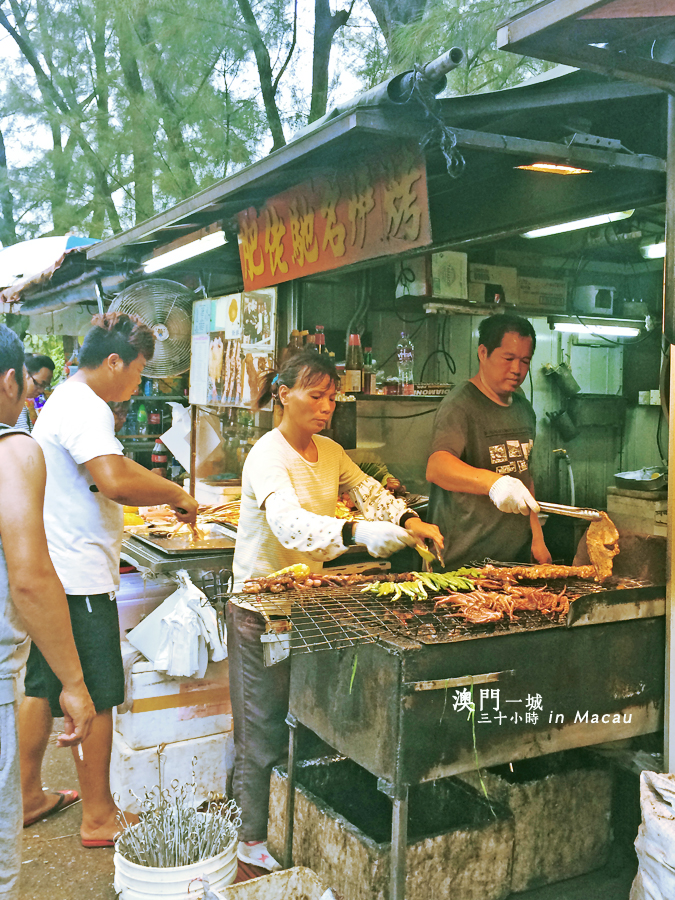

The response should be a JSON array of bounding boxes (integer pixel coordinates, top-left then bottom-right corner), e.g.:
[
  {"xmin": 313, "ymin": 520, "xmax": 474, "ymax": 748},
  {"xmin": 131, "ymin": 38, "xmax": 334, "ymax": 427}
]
[
  {"xmin": 268, "ymin": 758, "xmax": 514, "ymax": 900},
  {"xmin": 458, "ymin": 750, "xmax": 612, "ymax": 893}
]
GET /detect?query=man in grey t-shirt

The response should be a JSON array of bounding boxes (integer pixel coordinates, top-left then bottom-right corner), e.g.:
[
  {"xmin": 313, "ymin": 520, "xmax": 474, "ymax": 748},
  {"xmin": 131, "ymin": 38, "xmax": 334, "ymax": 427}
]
[{"xmin": 427, "ymin": 314, "xmax": 551, "ymax": 570}]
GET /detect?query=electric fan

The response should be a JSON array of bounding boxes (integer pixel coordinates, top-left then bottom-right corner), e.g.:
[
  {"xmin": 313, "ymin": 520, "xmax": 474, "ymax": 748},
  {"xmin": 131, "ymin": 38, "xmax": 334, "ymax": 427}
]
[{"xmin": 107, "ymin": 279, "xmax": 193, "ymax": 377}]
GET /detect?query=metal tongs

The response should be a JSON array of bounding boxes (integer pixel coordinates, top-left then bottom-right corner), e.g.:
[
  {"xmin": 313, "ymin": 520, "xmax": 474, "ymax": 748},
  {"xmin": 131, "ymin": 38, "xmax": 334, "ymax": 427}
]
[
  {"xmin": 417, "ymin": 539, "xmax": 445, "ymax": 572},
  {"xmin": 538, "ymin": 501, "xmax": 602, "ymax": 522}
]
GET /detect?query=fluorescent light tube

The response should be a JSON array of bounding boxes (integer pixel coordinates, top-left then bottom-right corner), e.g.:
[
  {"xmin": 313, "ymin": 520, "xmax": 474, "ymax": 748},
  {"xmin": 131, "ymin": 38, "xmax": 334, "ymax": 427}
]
[
  {"xmin": 553, "ymin": 322, "xmax": 640, "ymax": 337},
  {"xmin": 516, "ymin": 163, "xmax": 591, "ymax": 175},
  {"xmin": 143, "ymin": 230, "xmax": 226, "ymax": 273},
  {"xmin": 522, "ymin": 210, "xmax": 634, "ymax": 239},
  {"xmin": 639, "ymin": 241, "xmax": 665, "ymax": 259}
]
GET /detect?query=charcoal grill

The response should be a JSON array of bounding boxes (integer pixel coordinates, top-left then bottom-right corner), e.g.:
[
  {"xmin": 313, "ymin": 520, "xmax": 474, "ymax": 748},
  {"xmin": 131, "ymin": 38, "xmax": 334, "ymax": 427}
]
[{"xmin": 242, "ymin": 577, "xmax": 665, "ymax": 900}]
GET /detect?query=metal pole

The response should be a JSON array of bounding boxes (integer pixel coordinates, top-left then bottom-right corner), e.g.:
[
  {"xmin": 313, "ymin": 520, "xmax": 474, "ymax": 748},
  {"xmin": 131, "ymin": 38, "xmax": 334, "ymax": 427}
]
[
  {"xmin": 284, "ymin": 713, "xmax": 298, "ymax": 869},
  {"xmin": 390, "ymin": 786, "xmax": 409, "ymax": 900},
  {"xmin": 189, "ymin": 404, "xmax": 197, "ymax": 499},
  {"xmin": 665, "ymin": 93, "xmax": 675, "ymax": 772}
]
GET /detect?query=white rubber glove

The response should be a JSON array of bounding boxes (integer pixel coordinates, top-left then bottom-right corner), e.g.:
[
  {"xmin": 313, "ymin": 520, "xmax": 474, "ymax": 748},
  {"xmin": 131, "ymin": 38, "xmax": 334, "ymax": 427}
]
[
  {"xmin": 353, "ymin": 521, "xmax": 417, "ymax": 558},
  {"xmin": 488, "ymin": 476, "xmax": 540, "ymax": 516}
]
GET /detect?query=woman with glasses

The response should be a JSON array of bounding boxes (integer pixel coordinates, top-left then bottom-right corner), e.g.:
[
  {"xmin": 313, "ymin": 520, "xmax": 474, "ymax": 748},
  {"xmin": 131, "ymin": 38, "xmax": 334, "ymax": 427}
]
[{"xmin": 16, "ymin": 355, "xmax": 54, "ymax": 433}]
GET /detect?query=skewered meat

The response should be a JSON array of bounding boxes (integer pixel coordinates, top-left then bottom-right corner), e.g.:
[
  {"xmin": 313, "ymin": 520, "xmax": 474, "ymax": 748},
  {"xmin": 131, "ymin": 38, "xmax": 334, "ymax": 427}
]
[{"xmin": 478, "ymin": 564, "xmax": 597, "ymax": 581}]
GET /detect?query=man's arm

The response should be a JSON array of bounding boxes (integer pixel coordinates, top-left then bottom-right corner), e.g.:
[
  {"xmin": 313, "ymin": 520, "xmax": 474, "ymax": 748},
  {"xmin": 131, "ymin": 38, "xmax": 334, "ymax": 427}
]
[
  {"xmin": 524, "ymin": 475, "xmax": 552, "ymax": 565},
  {"xmin": 426, "ymin": 451, "xmax": 500, "ymax": 495},
  {"xmin": 85, "ymin": 455, "xmax": 198, "ymax": 523},
  {"xmin": 427, "ymin": 450, "xmax": 539, "ymax": 516},
  {"xmin": 0, "ymin": 434, "xmax": 94, "ymax": 744}
]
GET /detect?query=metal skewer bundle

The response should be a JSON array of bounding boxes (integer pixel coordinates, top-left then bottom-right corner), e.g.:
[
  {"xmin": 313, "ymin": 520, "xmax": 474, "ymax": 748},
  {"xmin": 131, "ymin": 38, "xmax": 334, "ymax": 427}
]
[{"xmin": 115, "ymin": 752, "xmax": 241, "ymax": 869}]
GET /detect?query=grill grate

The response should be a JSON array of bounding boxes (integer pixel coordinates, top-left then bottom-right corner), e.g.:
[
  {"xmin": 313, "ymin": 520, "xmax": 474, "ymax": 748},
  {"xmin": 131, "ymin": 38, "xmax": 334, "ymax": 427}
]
[{"xmin": 233, "ymin": 576, "xmax": 657, "ymax": 653}]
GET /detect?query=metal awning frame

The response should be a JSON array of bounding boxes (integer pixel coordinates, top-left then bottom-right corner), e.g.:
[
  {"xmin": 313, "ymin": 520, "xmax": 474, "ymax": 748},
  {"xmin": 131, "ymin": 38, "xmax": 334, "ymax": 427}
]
[
  {"xmin": 497, "ymin": 0, "xmax": 675, "ymax": 93},
  {"xmin": 87, "ymin": 102, "xmax": 666, "ymax": 268}
]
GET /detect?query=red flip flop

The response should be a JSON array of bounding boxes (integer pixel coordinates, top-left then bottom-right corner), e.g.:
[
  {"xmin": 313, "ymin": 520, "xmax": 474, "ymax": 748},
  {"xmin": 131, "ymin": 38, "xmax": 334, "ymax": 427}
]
[
  {"xmin": 81, "ymin": 838, "xmax": 116, "ymax": 849},
  {"xmin": 23, "ymin": 790, "xmax": 80, "ymax": 828}
]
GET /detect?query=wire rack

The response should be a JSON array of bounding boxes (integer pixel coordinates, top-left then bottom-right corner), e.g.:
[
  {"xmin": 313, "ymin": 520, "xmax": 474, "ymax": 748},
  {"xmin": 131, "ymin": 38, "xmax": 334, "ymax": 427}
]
[{"xmin": 230, "ymin": 576, "xmax": 654, "ymax": 654}]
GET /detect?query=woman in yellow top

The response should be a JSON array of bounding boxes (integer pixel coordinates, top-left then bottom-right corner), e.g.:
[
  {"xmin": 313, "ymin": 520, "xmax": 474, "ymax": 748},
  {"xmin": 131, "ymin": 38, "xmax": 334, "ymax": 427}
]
[{"xmin": 228, "ymin": 349, "xmax": 442, "ymax": 870}]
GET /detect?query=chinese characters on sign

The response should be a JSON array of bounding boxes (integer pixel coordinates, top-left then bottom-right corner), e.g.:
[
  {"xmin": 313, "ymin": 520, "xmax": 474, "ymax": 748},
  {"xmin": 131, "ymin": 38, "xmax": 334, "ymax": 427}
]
[
  {"xmin": 237, "ymin": 146, "xmax": 432, "ymax": 290},
  {"xmin": 450, "ymin": 687, "xmax": 633, "ymax": 727}
]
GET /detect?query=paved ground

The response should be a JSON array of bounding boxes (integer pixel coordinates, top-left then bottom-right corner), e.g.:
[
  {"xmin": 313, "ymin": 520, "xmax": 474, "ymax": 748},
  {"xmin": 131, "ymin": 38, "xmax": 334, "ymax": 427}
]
[{"xmin": 18, "ymin": 723, "xmax": 638, "ymax": 900}]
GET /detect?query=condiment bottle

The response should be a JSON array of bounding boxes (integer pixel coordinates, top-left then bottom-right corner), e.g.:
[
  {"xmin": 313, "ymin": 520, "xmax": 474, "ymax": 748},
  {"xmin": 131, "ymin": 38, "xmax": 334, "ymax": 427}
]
[
  {"xmin": 344, "ymin": 333, "xmax": 364, "ymax": 393},
  {"xmin": 315, "ymin": 325, "xmax": 326, "ymax": 353},
  {"xmin": 362, "ymin": 346, "xmax": 377, "ymax": 395}
]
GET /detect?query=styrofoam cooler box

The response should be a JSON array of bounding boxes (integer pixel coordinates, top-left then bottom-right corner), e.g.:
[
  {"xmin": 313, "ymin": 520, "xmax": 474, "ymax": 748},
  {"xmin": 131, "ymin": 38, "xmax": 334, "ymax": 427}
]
[
  {"xmin": 111, "ymin": 729, "xmax": 233, "ymax": 815},
  {"xmin": 116, "ymin": 573, "xmax": 177, "ymax": 637},
  {"xmin": 115, "ymin": 648, "xmax": 232, "ymax": 750}
]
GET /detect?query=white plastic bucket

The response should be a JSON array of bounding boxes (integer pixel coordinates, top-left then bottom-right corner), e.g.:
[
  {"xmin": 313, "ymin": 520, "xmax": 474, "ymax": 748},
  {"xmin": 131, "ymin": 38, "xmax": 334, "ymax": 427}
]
[{"xmin": 113, "ymin": 831, "xmax": 238, "ymax": 899}]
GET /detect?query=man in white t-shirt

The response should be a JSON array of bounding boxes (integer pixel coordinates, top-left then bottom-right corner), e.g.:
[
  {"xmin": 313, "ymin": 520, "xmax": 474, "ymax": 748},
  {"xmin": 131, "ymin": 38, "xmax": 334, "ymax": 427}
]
[{"xmin": 21, "ymin": 312, "xmax": 198, "ymax": 848}]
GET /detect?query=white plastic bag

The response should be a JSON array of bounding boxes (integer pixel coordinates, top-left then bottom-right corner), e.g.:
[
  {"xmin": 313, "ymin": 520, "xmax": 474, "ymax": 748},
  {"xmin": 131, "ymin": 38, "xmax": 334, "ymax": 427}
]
[
  {"xmin": 127, "ymin": 570, "xmax": 227, "ymax": 677},
  {"xmin": 630, "ymin": 771, "xmax": 675, "ymax": 900}
]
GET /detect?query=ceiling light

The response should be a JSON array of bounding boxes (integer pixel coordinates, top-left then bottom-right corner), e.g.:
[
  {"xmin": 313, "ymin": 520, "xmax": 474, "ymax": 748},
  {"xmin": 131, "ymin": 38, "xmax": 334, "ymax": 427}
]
[
  {"xmin": 143, "ymin": 230, "xmax": 226, "ymax": 273},
  {"xmin": 516, "ymin": 162, "xmax": 591, "ymax": 175},
  {"xmin": 553, "ymin": 322, "xmax": 640, "ymax": 338},
  {"xmin": 522, "ymin": 209, "xmax": 634, "ymax": 239},
  {"xmin": 639, "ymin": 241, "xmax": 666, "ymax": 259}
]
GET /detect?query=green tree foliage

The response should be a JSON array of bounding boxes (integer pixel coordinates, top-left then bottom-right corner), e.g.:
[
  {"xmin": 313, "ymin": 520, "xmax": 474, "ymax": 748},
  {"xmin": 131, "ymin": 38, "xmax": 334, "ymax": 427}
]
[
  {"xmin": 382, "ymin": 0, "xmax": 554, "ymax": 94},
  {"xmin": 0, "ymin": 0, "xmax": 554, "ymax": 247},
  {"xmin": 23, "ymin": 331, "xmax": 65, "ymax": 380},
  {"xmin": 0, "ymin": 0, "xmax": 267, "ymax": 238}
]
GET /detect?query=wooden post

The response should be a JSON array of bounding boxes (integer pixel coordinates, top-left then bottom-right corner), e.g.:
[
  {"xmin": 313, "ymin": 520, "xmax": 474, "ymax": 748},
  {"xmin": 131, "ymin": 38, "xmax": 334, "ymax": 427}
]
[{"xmin": 665, "ymin": 93, "xmax": 675, "ymax": 772}]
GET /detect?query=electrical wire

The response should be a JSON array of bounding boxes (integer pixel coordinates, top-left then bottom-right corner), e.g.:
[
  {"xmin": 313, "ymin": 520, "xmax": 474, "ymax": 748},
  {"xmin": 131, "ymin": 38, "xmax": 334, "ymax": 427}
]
[{"xmin": 358, "ymin": 408, "xmax": 438, "ymax": 420}]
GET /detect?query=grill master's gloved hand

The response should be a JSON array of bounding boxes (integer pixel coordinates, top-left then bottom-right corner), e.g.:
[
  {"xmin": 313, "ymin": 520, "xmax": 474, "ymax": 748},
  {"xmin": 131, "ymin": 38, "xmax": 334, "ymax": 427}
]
[
  {"xmin": 489, "ymin": 475, "xmax": 540, "ymax": 516},
  {"xmin": 353, "ymin": 521, "xmax": 417, "ymax": 558}
]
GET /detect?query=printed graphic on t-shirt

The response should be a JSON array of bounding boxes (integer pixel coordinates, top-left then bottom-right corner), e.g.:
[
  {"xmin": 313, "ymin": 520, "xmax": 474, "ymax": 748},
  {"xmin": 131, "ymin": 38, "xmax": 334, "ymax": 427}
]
[
  {"xmin": 507, "ymin": 440, "xmax": 523, "ymax": 459},
  {"xmin": 489, "ymin": 444, "xmax": 508, "ymax": 465},
  {"xmin": 517, "ymin": 459, "xmax": 529, "ymax": 473},
  {"xmin": 521, "ymin": 440, "xmax": 533, "ymax": 459}
]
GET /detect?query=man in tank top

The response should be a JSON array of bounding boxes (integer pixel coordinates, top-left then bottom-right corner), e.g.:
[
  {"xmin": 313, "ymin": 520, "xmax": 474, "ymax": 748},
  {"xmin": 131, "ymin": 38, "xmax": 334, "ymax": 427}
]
[{"xmin": 0, "ymin": 325, "xmax": 94, "ymax": 900}]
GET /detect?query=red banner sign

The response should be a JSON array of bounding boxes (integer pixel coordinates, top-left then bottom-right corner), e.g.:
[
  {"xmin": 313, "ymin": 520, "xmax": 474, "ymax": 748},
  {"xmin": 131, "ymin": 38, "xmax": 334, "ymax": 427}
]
[{"xmin": 237, "ymin": 146, "xmax": 431, "ymax": 290}]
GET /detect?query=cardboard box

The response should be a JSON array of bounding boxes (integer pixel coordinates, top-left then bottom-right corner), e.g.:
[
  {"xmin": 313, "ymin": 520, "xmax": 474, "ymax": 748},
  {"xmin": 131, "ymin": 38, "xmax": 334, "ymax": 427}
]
[
  {"xmin": 469, "ymin": 264, "xmax": 518, "ymax": 304},
  {"xmin": 394, "ymin": 252, "xmax": 468, "ymax": 300},
  {"xmin": 115, "ymin": 646, "xmax": 232, "ymax": 750},
  {"xmin": 431, "ymin": 251, "xmax": 468, "ymax": 299},
  {"xmin": 517, "ymin": 276, "xmax": 568, "ymax": 311}
]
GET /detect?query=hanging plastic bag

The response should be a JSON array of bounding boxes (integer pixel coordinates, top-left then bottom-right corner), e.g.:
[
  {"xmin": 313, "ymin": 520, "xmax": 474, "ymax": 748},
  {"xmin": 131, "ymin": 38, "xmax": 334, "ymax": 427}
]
[
  {"xmin": 630, "ymin": 771, "xmax": 675, "ymax": 900},
  {"xmin": 127, "ymin": 570, "xmax": 227, "ymax": 677}
]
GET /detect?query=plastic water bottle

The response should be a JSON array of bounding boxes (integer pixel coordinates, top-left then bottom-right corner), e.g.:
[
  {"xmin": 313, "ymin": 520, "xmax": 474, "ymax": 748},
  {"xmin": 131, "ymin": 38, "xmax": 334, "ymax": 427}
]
[{"xmin": 396, "ymin": 332, "xmax": 414, "ymax": 395}]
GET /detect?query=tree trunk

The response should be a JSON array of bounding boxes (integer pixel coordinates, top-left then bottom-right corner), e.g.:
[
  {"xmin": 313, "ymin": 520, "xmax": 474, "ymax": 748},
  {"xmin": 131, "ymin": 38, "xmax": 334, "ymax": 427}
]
[
  {"xmin": 309, "ymin": 0, "xmax": 352, "ymax": 123},
  {"xmin": 366, "ymin": 0, "xmax": 429, "ymax": 58},
  {"xmin": 1, "ymin": 3, "xmax": 122, "ymax": 233},
  {"xmin": 115, "ymin": 10, "xmax": 154, "ymax": 222},
  {"xmin": 0, "ymin": 126, "xmax": 17, "ymax": 246},
  {"xmin": 234, "ymin": 0, "xmax": 287, "ymax": 151},
  {"xmin": 133, "ymin": 10, "xmax": 198, "ymax": 197}
]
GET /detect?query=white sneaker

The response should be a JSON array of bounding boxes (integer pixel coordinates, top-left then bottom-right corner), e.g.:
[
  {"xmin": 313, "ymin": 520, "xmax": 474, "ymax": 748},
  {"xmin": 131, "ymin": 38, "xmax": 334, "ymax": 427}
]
[{"xmin": 237, "ymin": 840, "xmax": 281, "ymax": 871}]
